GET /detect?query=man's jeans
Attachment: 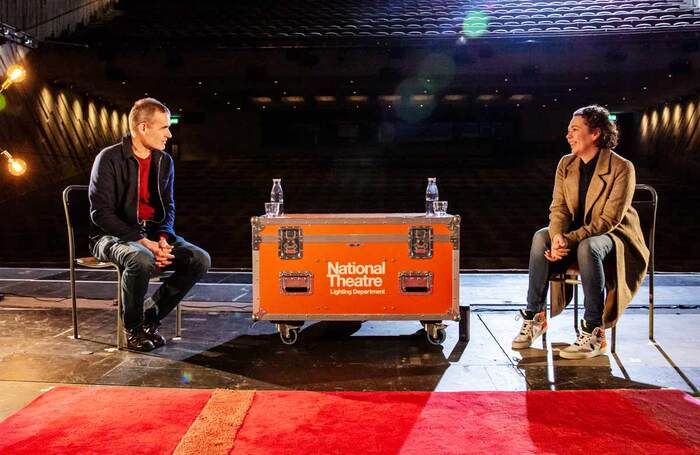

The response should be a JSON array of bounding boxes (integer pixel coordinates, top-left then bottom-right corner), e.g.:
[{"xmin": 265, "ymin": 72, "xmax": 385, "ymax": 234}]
[
  {"xmin": 526, "ymin": 227, "xmax": 614, "ymax": 327},
  {"xmin": 92, "ymin": 235, "xmax": 211, "ymax": 330}
]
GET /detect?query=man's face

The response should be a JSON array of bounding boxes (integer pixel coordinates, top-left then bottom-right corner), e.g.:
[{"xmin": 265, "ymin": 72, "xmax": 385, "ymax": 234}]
[
  {"xmin": 566, "ymin": 115, "xmax": 599, "ymax": 157},
  {"xmin": 137, "ymin": 111, "xmax": 172, "ymax": 151}
]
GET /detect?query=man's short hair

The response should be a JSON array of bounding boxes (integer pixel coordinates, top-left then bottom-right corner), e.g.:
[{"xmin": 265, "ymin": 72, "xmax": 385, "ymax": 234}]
[
  {"xmin": 573, "ymin": 105, "xmax": 619, "ymax": 150},
  {"xmin": 128, "ymin": 98, "xmax": 170, "ymax": 131}
]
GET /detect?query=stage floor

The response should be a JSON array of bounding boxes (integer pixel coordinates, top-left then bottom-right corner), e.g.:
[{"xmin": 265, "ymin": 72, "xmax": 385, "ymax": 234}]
[{"xmin": 1, "ymin": 268, "xmax": 698, "ymax": 420}]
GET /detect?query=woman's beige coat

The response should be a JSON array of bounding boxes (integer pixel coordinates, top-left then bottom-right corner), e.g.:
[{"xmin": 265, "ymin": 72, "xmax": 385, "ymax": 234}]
[{"xmin": 548, "ymin": 148, "xmax": 649, "ymax": 328}]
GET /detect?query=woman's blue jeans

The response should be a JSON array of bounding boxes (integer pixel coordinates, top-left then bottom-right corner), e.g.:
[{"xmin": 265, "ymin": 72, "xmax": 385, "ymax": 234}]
[{"xmin": 526, "ymin": 227, "xmax": 614, "ymax": 327}]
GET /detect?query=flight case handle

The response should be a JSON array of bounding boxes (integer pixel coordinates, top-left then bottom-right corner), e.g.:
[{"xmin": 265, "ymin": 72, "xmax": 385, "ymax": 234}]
[
  {"xmin": 279, "ymin": 272, "xmax": 313, "ymax": 295},
  {"xmin": 399, "ymin": 271, "xmax": 433, "ymax": 294}
]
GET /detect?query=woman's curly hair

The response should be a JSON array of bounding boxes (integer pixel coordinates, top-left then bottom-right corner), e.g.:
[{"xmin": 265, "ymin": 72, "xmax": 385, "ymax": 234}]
[{"xmin": 573, "ymin": 105, "xmax": 619, "ymax": 150}]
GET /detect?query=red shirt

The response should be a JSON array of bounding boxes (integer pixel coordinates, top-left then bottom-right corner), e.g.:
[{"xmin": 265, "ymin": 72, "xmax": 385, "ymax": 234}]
[{"xmin": 136, "ymin": 154, "xmax": 155, "ymax": 222}]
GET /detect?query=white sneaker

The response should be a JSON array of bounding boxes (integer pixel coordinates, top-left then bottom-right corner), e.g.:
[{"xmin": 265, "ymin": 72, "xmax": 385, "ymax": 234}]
[
  {"xmin": 511, "ymin": 310, "xmax": 547, "ymax": 349},
  {"xmin": 559, "ymin": 323, "xmax": 607, "ymax": 359}
]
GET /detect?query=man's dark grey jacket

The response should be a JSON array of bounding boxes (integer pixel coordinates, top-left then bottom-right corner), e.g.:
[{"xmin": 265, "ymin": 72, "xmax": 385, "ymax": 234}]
[{"xmin": 88, "ymin": 134, "xmax": 176, "ymax": 248}]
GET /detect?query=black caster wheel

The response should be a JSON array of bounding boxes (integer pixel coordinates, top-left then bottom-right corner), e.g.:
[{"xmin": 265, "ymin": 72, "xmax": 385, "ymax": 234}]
[
  {"xmin": 280, "ymin": 328, "xmax": 299, "ymax": 345},
  {"xmin": 427, "ymin": 328, "xmax": 447, "ymax": 345}
]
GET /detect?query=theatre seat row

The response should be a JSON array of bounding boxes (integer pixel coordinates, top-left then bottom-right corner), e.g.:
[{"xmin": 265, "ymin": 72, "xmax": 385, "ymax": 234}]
[{"xmin": 82, "ymin": 0, "xmax": 699, "ymax": 43}]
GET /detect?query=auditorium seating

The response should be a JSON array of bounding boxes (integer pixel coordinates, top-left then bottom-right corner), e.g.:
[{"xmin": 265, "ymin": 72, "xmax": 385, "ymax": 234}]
[{"xmin": 75, "ymin": 0, "xmax": 700, "ymax": 44}]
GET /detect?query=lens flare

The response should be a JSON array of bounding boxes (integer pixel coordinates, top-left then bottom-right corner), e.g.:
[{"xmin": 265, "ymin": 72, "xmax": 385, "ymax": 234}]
[
  {"xmin": 181, "ymin": 371, "xmax": 192, "ymax": 384},
  {"xmin": 418, "ymin": 53, "xmax": 456, "ymax": 91},
  {"xmin": 462, "ymin": 11, "xmax": 489, "ymax": 38},
  {"xmin": 0, "ymin": 93, "xmax": 6, "ymax": 112},
  {"xmin": 395, "ymin": 78, "xmax": 435, "ymax": 123}
]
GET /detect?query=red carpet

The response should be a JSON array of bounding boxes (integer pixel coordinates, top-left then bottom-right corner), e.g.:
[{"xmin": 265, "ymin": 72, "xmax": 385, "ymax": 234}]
[
  {"xmin": 1, "ymin": 387, "xmax": 699, "ymax": 454},
  {"xmin": 0, "ymin": 387, "xmax": 212, "ymax": 454}
]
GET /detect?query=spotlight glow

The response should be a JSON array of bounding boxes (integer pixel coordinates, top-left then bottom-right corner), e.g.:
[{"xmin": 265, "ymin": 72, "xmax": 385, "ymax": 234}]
[
  {"xmin": 1, "ymin": 64, "xmax": 27, "ymax": 92},
  {"xmin": 1, "ymin": 151, "xmax": 27, "ymax": 176},
  {"xmin": 673, "ymin": 104, "xmax": 682, "ymax": 136},
  {"xmin": 8, "ymin": 158, "xmax": 27, "ymax": 176},
  {"xmin": 7, "ymin": 65, "xmax": 26, "ymax": 83},
  {"xmin": 686, "ymin": 102, "xmax": 695, "ymax": 127}
]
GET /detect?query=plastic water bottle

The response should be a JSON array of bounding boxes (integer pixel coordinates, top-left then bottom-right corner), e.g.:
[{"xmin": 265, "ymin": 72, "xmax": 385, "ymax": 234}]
[
  {"xmin": 271, "ymin": 178, "xmax": 284, "ymax": 215},
  {"xmin": 425, "ymin": 177, "xmax": 438, "ymax": 216}
]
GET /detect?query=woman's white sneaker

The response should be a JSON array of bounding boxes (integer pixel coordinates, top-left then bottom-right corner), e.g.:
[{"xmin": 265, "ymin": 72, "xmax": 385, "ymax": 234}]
[
  {"xmin": 559, "ymin": 322, "xmax": 607, "ymax": 359},
  {"xmin": 511, "ymin": 310, "xmax": 547, "ymax": 349}
]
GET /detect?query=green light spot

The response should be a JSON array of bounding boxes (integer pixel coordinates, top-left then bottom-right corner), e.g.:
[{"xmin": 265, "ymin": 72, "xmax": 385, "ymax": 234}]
[
  {"xmin": 462, "ymin": 11, "xmax": 489, "ymax": 38},
  {"xmin": 170, "ymin": 116, "xmax": 180, "ymax": 125},
  {"xmin": 608, "ymin": 114, "xmax": 617, "ymax": 121},
  {"xmin": 0, "ymin": 94, "xmax": 6, "ymax": 112}
]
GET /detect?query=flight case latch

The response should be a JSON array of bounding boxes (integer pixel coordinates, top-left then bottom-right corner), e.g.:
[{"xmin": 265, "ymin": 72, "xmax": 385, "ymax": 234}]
[
  {"xmin": 408, "ymin": 226, "xmax": 433, "ymax": 259},
  {"xmin": 279, "ymin": 227, "xmax": 303, "ymax": 259}
]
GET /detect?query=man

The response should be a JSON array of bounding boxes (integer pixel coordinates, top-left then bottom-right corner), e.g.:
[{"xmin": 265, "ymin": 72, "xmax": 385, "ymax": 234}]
[
  {"xmin": 89, "ymin": 98, "xmax": 210, "ymax": 352},
  {"xmin": 512, "ymin": 105, "xmax": 649, "ymax": 359}
]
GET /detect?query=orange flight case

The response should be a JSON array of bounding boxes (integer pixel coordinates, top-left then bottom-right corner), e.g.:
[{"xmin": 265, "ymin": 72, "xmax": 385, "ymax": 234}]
[{"xmin": 251, "ymin": 213, "xmax": 462, "ymax": 345}]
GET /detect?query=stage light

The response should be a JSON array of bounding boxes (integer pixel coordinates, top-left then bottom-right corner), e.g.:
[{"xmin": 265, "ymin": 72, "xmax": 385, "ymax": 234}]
[
  {"xmin": 7, "ymin": 65, "xmax": 26, "ymax": 83},
  {"xmin": 347, "ymin": 96, "xmax": 368, "ymax": 103},
  {"xmin": 281, "ymin": 96, "xmax": 304, "ymax": 103},
  {"xmin": 476, "ymin": 94, "xmax": 498, "ymax": 102},
  {"xmin": 1, "ymin": 150, "xmax": 27, "ymax": 176},
  {"xmin": 1, "ymin": 64, "xmax": 27, "ymax": 93},
  {"xmin": 509, "ymin": 94, "xmax": 532, "ymax": 102},
  {"xmin": 378, "ymin": 95, "xmax": 401, "ymax": 104},
  {"xmin": 410, "ymin": 95, "xmax": 433, "ymax": 104}
]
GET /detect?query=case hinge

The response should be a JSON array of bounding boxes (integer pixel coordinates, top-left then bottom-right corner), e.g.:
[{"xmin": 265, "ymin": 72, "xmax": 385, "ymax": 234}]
[
  {"xmin": 251, "ymin": 216, "xmax": 263, "ymax": 251},
  {"xmin": 448, "ymin": 215, "xmax": 461, "ymax": 250}
]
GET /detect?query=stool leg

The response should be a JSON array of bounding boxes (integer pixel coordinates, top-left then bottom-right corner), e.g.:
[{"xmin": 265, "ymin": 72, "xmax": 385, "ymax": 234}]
[
  {"xmin": 176, "ymin": 303, "xmax": 182, "ymax": 337},
  {"xmin": 116, "ymin": 268, "xmax": 125, "ymax": 349},
  {"xmin": 70, "ymin": 262, "xmax": 79, "ymax": 340},
  {"xmin": 459, "ymin": 305, "xmax": 470, "ymax": 342},
  {"xmin": 611, "ymin": 326, "xmax": 617, "ymax": 353},
  {"xmin": 648, "ymin": 279, "xmax": 654, "ymax": 342},
  {"xmin": 573, "ymin": 283, "xmax": 579, "ymax": 334}
]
